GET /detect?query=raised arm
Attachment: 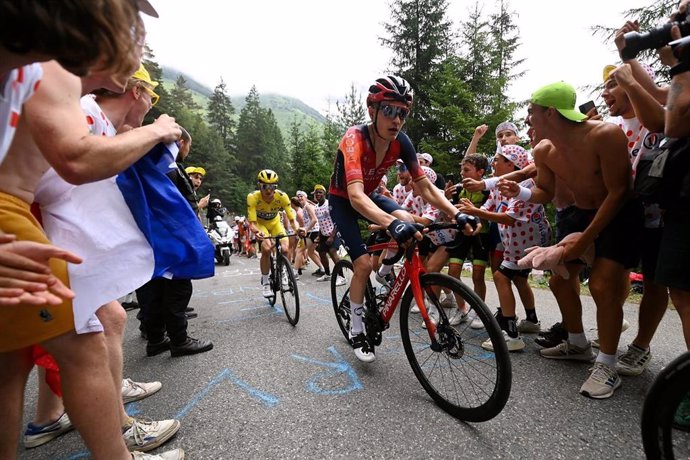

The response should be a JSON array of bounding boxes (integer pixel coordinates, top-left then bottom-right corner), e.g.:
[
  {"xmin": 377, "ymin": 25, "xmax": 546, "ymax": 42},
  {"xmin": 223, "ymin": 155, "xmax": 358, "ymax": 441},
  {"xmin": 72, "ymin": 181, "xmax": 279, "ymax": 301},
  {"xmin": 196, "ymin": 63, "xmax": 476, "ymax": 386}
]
[{"xmin": 24, "ymin": 61, "xmax": 181, "ymax": 185}]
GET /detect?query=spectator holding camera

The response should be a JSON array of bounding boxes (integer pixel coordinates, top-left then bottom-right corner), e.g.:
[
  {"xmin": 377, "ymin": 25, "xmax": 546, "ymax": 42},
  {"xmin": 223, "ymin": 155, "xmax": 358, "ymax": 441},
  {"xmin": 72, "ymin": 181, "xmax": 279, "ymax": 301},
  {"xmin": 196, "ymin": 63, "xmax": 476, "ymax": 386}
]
[{"xmin": 601, "ymin": 25, "xmax": 669, "ymax": 376}]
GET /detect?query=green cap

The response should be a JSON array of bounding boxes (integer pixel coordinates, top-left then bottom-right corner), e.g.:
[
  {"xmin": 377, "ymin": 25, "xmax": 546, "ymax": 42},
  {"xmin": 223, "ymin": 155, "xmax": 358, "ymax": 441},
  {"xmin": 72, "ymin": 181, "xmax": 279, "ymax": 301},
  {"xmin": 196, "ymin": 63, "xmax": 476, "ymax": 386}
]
[{"xmin": 531, "ymin": 81, "xmax": 587, "ymax": 123}]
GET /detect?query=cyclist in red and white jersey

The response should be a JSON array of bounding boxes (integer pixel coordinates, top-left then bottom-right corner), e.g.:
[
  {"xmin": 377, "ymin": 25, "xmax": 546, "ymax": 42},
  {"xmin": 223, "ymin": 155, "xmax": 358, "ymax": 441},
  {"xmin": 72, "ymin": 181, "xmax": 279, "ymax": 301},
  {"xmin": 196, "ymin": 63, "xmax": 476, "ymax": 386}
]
[{"xmin": 328, "ymin": 75, "xmax": 476, "ymax": 362}]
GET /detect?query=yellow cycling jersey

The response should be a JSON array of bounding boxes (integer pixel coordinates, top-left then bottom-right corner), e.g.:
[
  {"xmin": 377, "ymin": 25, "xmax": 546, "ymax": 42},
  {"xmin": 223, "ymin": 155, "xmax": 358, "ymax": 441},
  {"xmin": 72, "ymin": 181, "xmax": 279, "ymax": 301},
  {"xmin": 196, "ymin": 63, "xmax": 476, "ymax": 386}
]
[{"xmin": 246, "ymin": 189, "xmax": 296, "ymax": 223}]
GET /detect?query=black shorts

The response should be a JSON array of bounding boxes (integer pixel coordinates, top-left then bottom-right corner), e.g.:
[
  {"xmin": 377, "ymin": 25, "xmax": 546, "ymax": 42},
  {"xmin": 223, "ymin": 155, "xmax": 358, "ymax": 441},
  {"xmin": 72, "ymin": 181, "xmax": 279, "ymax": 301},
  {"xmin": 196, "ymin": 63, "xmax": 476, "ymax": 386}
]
[
  {"xmin": 419, "ymin": 237, "xmax": 437, "ymax": 257},
  {"xmin": 498, "ymin": 265, "xmax": 531, "ymax": 279},
  {"xmin": 656, "ymin": 209, "xmax": 690, "ymax": 291},
  {"xmin": 555, "ymin": 205, "xmax": 578, "ymax": 243},
  {"xmin": 569, "ymin": 199, "xmax": 644, "ymax": 269},
  {"xmin": 329, "ymin": 192, "xmax": 404, "ymax": 261},
  {"xmin": 446, "ymin": 233, "xmax": 490, "ymax": 264},
  {"xmin": 307, "ymin": 231, "xmax": 319, "ymax": 242},
  {"xmin": 317, "ymin": 232, "xmax": 342, "ymax": 253}
]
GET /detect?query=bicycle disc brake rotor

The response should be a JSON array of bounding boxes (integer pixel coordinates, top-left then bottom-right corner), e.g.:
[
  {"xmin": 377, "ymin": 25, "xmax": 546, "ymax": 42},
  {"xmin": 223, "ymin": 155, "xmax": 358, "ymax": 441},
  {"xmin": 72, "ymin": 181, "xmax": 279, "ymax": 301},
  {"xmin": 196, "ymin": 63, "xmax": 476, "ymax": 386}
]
[{"xmin": 436, "ymin": 324, "xmax": 464, "ymax": 359}]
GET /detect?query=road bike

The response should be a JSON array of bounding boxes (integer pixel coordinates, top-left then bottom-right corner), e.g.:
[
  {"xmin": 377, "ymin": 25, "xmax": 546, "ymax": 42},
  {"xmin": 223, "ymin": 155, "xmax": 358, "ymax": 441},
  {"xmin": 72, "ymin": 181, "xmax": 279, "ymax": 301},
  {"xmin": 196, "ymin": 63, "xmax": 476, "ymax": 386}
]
[
  {"xmin": 264, "ymin": 234, "xmax": 299, "ymax": 326},
  {"xmin": 641, "ymin": 350, "xmax": 690, "ymax": 459},
  {"xmin": 330, "ymin": 223, "xmax": 511, "ymax": 422}
]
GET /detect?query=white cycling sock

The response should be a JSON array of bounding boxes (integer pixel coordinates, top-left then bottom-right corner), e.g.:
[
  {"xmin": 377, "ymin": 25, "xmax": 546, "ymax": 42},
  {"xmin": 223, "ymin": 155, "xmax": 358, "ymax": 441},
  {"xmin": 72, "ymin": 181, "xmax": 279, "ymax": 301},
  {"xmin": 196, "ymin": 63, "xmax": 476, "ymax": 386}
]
[
  {"xmin": 568, "ymin": 332, "xmax": 588, "ymax": 348},
  {"xmin": 261, "ymin": 274, "xmax": 269, "ymax": 285},
  {"xmin": 350, "ymin": 302, "xmax": 364, "ymax": 335}
]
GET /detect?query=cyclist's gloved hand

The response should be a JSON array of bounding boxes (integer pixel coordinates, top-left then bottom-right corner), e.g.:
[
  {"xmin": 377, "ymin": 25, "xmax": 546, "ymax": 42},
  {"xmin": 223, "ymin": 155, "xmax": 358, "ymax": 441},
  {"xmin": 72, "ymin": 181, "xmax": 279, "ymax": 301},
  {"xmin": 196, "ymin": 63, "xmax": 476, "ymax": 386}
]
[
  {"xmin": 455, "ymin": 212, "xmax": 478, "ymax": 235},
  {"xmin": 387, "ymin": 219, "xmax": 419, "ymax": 245}
]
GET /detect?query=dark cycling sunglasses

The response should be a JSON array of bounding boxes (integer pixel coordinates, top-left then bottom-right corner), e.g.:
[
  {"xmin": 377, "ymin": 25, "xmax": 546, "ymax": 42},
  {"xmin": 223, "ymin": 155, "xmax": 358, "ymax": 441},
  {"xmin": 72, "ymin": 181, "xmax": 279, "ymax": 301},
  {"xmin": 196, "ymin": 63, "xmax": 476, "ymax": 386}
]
[
  {"xmin": 260, "ymin": 183, "xmax": 277, "ymax": 191},
  {"xmin": 381, "ymin": 104, "xmax": 409, "ymax": 121}
]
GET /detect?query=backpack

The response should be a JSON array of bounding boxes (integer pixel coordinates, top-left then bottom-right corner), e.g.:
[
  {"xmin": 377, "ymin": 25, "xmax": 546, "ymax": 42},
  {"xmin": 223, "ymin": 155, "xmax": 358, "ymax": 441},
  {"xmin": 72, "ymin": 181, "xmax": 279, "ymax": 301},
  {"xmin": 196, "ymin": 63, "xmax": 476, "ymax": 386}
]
[{"xmin": 634, "ymin": 136, "xmax": 690, "ymax": 210}]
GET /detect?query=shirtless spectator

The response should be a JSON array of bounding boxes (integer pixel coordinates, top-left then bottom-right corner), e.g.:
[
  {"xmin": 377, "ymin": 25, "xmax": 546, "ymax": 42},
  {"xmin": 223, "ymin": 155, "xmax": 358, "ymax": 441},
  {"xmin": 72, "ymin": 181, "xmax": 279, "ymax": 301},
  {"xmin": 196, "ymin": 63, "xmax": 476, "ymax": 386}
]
[{"xmin": 502, "ymin": 81, "xmax": 643, "ymax": 399}]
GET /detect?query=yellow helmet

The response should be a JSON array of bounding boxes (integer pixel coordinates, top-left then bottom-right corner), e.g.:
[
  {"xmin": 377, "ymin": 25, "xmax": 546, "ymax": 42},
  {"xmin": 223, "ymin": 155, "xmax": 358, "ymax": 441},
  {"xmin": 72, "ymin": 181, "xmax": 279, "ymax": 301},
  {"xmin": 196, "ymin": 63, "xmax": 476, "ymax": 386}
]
[{"xmin": 257, "ymin": 169, "xmax": 279, "ymax": 184}]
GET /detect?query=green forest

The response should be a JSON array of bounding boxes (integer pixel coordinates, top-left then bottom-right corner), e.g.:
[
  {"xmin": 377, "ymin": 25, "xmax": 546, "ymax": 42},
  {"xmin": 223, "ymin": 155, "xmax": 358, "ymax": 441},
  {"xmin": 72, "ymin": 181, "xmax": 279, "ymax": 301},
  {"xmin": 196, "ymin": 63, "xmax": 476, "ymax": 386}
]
[{"xmin": 140, "ymin": 0, "xmax": 671, "ymax": 215}]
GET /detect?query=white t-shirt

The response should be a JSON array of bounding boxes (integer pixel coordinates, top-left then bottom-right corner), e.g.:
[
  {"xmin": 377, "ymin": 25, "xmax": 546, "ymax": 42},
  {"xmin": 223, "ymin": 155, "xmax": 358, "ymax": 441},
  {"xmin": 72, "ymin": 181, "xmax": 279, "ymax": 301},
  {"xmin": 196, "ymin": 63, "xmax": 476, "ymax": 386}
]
[
  {"xmin": 0, "ymin": 64, "xmax": 43, "ymax": 163},
  {"xmin": 314, "ymin": 199, "xmax": 335, "ymax": 236}
]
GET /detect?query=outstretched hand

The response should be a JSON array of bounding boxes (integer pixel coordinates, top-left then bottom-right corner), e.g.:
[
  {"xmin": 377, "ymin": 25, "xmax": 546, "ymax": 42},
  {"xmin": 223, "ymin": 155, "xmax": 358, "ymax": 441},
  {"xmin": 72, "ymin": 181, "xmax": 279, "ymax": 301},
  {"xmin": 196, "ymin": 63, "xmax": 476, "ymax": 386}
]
[{"xmin": 0, "ymin": 240, "xmax": 82, "ymax": 306}]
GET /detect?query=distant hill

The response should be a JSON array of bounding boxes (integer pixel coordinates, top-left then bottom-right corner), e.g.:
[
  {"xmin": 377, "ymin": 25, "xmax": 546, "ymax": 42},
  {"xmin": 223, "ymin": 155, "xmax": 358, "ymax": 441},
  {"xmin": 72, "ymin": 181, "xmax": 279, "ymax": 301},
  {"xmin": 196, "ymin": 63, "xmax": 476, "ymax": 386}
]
[{"xmin": 161, "ymin": 67, "xmax": 327, "ymax": 136}]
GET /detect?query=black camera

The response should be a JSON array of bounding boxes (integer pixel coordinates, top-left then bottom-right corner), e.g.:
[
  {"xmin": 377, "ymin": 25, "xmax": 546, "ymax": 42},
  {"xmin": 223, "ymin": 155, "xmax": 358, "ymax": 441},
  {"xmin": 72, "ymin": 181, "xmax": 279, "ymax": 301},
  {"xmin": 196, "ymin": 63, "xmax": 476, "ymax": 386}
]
[
  {"xmin": 451, "ymin": 182, "xmax": 463, "ymax": 204},
  {"xmin": 621, "ymin": 12, "xmax": 690, "ymax": 61}
]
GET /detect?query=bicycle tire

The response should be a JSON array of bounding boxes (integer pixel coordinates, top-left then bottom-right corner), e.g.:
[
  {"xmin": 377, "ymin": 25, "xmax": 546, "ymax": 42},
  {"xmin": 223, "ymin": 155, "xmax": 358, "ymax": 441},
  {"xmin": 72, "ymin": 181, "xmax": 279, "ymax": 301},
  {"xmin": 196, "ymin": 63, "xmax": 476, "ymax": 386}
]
[
  {"xmin": 277, "ymin": 254, "xmax": 299, "ymax": 326},
  {"xmin": 267, "ymin": 255, "xmax": 276, "ymax": 306},
  {"xmin": 331, "ymin": 259, "xmax": 375, "ymax": 342},
  {"xmin": 331, "ymin": 259, "xmax": 353, "ymax": 341},
  {"xmin": 641, "ymin": 351, "xmax": 690, "ymax": 459},
  {"xmin": 399, "ymin": 273, "xmax": 511, "ymax": 422}
]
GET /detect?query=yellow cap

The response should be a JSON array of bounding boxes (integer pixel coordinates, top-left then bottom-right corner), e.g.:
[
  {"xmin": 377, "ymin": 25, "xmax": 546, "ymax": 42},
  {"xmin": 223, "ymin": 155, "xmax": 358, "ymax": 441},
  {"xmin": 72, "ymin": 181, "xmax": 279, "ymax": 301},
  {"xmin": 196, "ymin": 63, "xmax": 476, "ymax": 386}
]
[
  {"xmin": 312, "ymin": 184, "xmax": 326, "ymax": 193},
  {"xmin": 603, "ymin": 65, "xmax": 617, "ymax": 83},
  {"xmin": 132, "ymin": 64, "xmax": 159, "ymax": 89},
  {"xmin": 185, "ymin": 166, "xmax": 206, "ymax": 177}
]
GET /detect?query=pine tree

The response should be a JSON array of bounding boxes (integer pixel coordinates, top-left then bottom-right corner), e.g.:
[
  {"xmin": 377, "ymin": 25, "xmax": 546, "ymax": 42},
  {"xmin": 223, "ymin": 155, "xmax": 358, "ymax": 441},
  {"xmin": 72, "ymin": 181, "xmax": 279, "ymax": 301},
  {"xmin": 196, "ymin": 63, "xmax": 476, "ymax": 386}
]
[
  {"xmin": 380, "ymin": 0, "xmax": 455, "ymax": 145},
  {"xmin": 141, "ymin": 45, "xmax": 171, "ymax": 125},
  {"xmin": 235, "ymin": 86, "xmax": 267, "ymax": 181},
  {"xmin": 168, "ymin": 75, "xmax": 201, "ymax": 116},
  {"xmin": 207, "ymin": 78, "xmax": 236, "ymax": 152},
  {"xmin": 335, "ymin": 83, "xmax": 367, "ymax": 130}
]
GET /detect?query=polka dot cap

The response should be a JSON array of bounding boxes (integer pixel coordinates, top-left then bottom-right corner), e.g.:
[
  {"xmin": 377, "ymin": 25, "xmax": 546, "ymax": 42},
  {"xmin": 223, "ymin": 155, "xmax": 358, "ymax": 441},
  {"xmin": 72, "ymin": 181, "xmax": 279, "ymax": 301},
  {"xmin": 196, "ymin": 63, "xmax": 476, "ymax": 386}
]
[{"xmin": 498, "ymin": 144, "xmax": 529, "ymax": 170}]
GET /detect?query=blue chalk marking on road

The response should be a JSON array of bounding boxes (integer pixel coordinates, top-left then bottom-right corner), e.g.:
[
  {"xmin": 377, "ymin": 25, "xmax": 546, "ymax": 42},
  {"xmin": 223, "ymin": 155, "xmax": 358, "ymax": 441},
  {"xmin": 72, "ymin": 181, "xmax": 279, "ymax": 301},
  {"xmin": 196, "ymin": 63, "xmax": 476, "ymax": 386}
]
[
  {"xmin": 292, "ymin": 346, "xmax": 363, "ymax": 395},
  {"xmin": 66, "ymin": 453, "xmax": 89, "ymax": 460},
  {"xmin": 175, "ymin": 368, "xmax": 279, "ymax": 419},
  {"xmin": 305, "ymin": 292, "xmax": 331, "ymax": 305},
  {"xmin": 125, "ymin": 401, "xmax": 142, "ymax": 417}
]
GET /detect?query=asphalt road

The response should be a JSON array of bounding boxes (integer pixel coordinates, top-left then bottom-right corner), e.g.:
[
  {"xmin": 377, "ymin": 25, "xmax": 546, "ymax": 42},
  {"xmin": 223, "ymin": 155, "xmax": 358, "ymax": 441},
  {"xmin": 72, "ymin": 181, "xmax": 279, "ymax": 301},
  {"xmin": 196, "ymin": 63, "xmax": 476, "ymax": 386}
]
[{"xmin": 19, "ymin": 256, "xmax": 690, "ymax": 459}]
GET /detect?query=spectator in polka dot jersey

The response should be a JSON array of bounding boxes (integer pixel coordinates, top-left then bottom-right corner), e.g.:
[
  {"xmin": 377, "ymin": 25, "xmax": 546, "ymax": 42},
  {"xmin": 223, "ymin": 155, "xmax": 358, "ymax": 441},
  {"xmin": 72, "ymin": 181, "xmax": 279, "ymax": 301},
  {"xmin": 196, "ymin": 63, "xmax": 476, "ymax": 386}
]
[{"xmin": 459, "ymin": 144, "xmax": 551, "ymax": 352}]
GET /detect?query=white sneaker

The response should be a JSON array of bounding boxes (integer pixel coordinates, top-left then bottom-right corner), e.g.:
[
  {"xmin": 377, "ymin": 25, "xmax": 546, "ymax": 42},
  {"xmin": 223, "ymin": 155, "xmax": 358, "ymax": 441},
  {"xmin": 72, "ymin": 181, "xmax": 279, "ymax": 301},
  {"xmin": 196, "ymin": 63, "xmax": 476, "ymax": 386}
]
[
  {"xmin": 470, "ymin": 313, "xmax": 485, "ymax": 329},
  {"xmin": 132, "ymin": 448, "xmax": 185, "ymax": 460},
  {"xmin": 517, "ymin": 319, "xmax": 541, "ymax": 334},
  {"xmin": 123, "ymin": 417, "xmax": 181, "ymax": 452},
  {"xmin": 616, "ymin": 344, "xmax": 652, "ymax": 376},
  {"xmin": 23, "ymin": 412, "xmax": 74, "ymax": 448},
  {"xmin": 350, "ymin": 332, "xmax": 376, "ymax": 363},
  {"xmin": 122, "ymin": 378, "xmax": 162, "ymax": 404},
  {"xmin": 481, "ymin": 330, "xmax": 525, "ymax": 352},
  {"xmin": 449, "ymin": 309, "xmax": 469, "ymax": 326},
  {"xmin": 262, "ymin": 283, "xmax": 273, "ymax": 298},
  {"xmin": 281, "ymin": 272, "xmax": 290, "ymax": 288},
  {"xmin": 440, "ymin": 295, "xmax": 456, "ymax": 309},
  {"xmin": 410, "ymin": 300, "xmax": 420, "ymax": 314},
  {"xmin": 421, "ymin": 307, "xmax": 439, "ymax": 329},
  {"xmin": 580, "ymin": 362, "xmax": 621, "ymax": 399},
  {"xmin": 316, "ymin": 274, "xmax": 331, "ymax": 282},
  {"xmin": 292, "ymin": 269, "xmax": 300, "ymax": 280},
  {"xmin": 335, "ymin": 276, "xmax": 346, "ymax": 286}
]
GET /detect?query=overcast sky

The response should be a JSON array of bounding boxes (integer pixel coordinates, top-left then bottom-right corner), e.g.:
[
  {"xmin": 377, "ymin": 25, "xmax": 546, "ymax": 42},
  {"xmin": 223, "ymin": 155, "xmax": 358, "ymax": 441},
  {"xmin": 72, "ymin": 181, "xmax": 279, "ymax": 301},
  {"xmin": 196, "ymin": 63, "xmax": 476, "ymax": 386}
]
[{"xmin": 142, "ymin": 0, "xmax": 656, "ymax": 120}]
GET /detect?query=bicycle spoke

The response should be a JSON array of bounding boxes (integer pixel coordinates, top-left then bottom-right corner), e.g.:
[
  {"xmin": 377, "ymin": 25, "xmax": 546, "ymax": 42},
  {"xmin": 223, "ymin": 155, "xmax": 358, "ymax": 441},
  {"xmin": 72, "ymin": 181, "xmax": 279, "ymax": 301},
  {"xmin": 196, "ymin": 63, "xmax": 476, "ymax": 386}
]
[{"xmin": 400, "ymin": 273, "xmax": 511, "ymax": 422}]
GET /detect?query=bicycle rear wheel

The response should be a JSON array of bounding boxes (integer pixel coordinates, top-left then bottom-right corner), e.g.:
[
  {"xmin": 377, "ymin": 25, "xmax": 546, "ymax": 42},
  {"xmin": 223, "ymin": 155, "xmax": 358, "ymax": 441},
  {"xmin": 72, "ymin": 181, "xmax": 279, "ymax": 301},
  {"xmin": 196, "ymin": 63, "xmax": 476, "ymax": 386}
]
[
  {"xmin": 277, "ymin": 254, "xmax": 299, "ymax": 326},
  {"xmin": 641, "ymin": 351, "xmax": 690, "ymax": 459},
  {"xmin": 399, "ymin": 273, "xmax": 511, "ymax": 422}
]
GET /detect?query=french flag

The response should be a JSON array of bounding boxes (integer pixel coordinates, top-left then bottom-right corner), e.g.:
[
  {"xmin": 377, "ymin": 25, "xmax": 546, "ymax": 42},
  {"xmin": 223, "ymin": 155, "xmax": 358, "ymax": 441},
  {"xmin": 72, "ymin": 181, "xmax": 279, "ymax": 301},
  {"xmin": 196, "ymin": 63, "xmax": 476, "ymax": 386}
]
[
  {"xmin": 116, "ymin": 143, "xmax": 214, "ymax": 280},
  {"xmin": 36, "ymin": 143, "xmax": 214, "ymax": 333}
]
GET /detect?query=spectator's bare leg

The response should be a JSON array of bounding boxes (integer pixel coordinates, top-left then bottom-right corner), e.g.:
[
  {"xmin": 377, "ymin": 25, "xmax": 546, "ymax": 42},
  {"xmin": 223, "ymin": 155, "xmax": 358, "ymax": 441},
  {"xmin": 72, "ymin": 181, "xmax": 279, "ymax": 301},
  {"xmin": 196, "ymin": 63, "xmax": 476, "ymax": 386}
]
[
  {"xmin": 41, "ymin": 331, "xmax": 130, "ymax": 459},
  {"xmin": 670, "ymin": 288, "xmax": 690, "ymax": 348},
  {"xmin": 0, "ymin": 348, "xmax": 33, "ymax": 458},
  {"xmin": 33, "ymin": 367, "xmax": 65, "ymax": 425},
  {"xmin": 493, "ymin": 270, "xmax": 516, "ymax": 317},
  {"xmin": 96, "ymin": 301, "xmax": 129, "ymax": 424},
  {"xmin": 588, "ymin": 258, "xmax": 629, "ymax": 356},
  {"xmin": 632, "ymin": 280, "xmax": 669, "ymax": 348},
  {"xmin": 549, "ymin": 263, "xmax": 584, "ymax": 333}
]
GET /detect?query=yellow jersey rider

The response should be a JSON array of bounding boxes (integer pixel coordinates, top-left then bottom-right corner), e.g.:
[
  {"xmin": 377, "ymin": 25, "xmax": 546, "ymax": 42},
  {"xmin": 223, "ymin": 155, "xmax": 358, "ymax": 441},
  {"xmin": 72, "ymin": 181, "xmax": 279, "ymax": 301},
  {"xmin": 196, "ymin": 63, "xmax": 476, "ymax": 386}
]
[{"xmin": 247, "ymin": 169, "xmax": 303, "ymax": 297}]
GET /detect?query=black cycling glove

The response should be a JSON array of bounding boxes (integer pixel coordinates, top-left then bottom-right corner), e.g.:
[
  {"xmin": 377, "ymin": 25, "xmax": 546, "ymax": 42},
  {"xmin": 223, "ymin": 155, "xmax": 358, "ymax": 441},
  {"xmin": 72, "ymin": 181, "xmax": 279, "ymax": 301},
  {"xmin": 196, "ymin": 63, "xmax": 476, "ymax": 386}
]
[
  {"xmin": 454, "ymin": 212, "xmax": 478, "ymax": 230},
  {"xmin": 387, "ymin": 219, "xmax": 418, "ymax": 245}
]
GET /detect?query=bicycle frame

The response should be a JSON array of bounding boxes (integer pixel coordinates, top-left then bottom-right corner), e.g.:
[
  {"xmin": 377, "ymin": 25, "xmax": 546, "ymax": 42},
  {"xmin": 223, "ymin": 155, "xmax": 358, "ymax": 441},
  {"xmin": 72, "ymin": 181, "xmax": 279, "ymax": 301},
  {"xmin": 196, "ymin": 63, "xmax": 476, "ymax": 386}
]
[{"xmin": 367, "ymin": 241, "xmax": 440, "ymax": 339}]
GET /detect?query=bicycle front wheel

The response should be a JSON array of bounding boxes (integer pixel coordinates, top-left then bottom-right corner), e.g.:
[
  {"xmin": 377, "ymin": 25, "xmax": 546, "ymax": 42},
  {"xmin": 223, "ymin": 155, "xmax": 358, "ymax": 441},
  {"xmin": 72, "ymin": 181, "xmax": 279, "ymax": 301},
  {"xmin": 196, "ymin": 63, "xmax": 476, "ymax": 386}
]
[
  {"xmin": 277, "ymin": 255, "xmax": 299, "ymax": 326},
  {"xmin": 641, "ymin": 351, "xmax": 690, "ymax": 459},
  {"xmin": 399, "ymin": 273, "xmax": 511, "ymax": 422}
]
